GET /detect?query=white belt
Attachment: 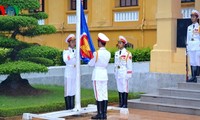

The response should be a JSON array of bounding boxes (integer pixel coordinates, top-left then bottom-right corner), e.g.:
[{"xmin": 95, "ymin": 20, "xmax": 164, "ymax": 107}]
[
  {"xmin": 67, "ymin": 65, "xmax": 76, "ymax": 67},
  {"xmin": 95, "ymin": 66, "xmax": 106, "ymax": 70}
]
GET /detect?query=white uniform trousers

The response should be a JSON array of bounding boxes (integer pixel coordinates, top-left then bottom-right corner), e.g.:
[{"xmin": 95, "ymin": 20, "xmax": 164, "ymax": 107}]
[
  {"xmin": 116, "ymin": 78, "xmax": 129, "ymax": 93},
  {"xmin": 188, "ymin": 51, "xmax": 200, "ymax": 66},
  {"xmin": 93, "ymin": 80, "xmax": 108, "ymax": 101},
  {"xmin": 64, "ymin": 77, "xmax": 76, "ymax": 97}
]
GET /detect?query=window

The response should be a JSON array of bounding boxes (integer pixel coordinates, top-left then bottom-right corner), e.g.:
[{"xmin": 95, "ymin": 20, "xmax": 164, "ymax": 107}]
[
  {"xmin": 70, "ymin": 0, "xmax": 87, "ymax": 10},
  {"xmin": 181, "ymin": 0, "xmax": 195, "ymax": 3},
  {"xmin": 120, "ymin": 0, "xmax": 138, "ymax": 7}
]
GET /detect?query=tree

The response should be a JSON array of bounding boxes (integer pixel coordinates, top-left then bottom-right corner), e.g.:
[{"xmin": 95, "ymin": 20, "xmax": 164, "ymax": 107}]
[{"xmin": 0, "ymin": 0, "xmax": 58, "ymax": 96}]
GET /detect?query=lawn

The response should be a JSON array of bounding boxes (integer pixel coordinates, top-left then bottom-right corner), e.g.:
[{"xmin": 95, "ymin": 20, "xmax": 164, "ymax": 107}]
[{"xmin": 0, "ymin": 85, "xmax": 142, "ymax": 117}]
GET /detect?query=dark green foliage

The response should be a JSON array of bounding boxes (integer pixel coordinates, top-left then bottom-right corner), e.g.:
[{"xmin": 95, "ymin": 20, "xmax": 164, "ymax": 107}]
[
  {"xmin": 107, "ymin": 47, "xmax": 151, "ymax": 63},
  {"xmin": 21, "ymin": 25, "xmax": 57, "ymax": 37},
  {"xmin": 129, "ymin": 48, "xmax": 151, "ymax": 62},
  {"xmin": 0, "ymin": 61, "xmax": 48, "ymax": 75},
  {"xmin": 20, "ymin": 12, "xmax": 48, "ymax": 20},
  {"xmin": 54, "ymin": 50, "xmax": 65, "ymax": 66},
  {"xmin": 0, "ymin": 0, "xmax": 40, "ymax": 10},
  {"xmin": 0, "ymin": 36, "xmax": 21, "ymax": 48},
  {"xmin": 17, "ymin": 46, "xmax": 60, "ymax": 60},
  {"xmin": 0, "ymin": 48, "xmax": 11, "ymax": 64},
  {"xmin": 0, "ymin": 16, "xmax": 38, "ymax": 31},
  {"xmin": 22, "ymin": 57, "xmax": 54, "ymax": 67}
]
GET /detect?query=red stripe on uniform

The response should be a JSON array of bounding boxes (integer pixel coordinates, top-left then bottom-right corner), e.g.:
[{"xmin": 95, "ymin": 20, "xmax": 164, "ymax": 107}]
[
  {"xmin": 127, "ymin": 71, "xmax": 132, "ymax": 74},
  {"xmin": 94, "ymin": 81, "xmax": 98, "ymax": 100},
  {"xmin": 67, "ymin": 56, "xmax": 70, "ymax": 60}
]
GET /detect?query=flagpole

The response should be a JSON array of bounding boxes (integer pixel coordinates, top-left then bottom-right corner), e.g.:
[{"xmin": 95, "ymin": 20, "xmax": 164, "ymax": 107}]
[{"xmin": 75, "ymin": 0, "xmax": 81, "ymax": 111}]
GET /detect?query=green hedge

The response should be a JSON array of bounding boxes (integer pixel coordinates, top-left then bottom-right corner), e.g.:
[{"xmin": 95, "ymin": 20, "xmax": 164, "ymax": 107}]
[
  {"xmin": 0, "ymin": 61, "xmax": 48, "ymax": 74},
  {"xmin": 21, "ymin": 57, "xmax": 54, "ymax": 67},
  {"xmin": 58, "ymin": 47, "xmax": 151, "ymax": 65},
  {"xmin": 128, "ymin": 47, "xmax": 151, "ymax": 62},
  {"xmin": 107, "ymin": 47, "xmax": 151, "ymax": 63}
]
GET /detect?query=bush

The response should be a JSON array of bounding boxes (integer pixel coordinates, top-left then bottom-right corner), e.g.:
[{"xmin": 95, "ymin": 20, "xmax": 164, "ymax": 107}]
[
  {"xmin": 22, "ymin": 57, "xmax": 54, "ymax": 67},
  {"xmin": 0, "ymin": 16, "xmax": 38, "ymax": 31},
  {"xmin": 20, "ymin": 12, "xmax": 48, "ymax": 20},
  {"xmin": 107, "ymin": 47, "xmax": 151, "ymax": 63},
  {"xmin": 128, "ymin": 47, "xmax": 151, "ymax": 62},
  {"xmin": 0, "ymin": 36, "xmax": 21, "ymax": 48},
  {"xmin": 0, "ymin": 36, "xmax": 33, "ymax": 49},
  {"xmin": 0, "ymin": 48, "xmax": 11, "ymax": 64},
  {"xmin": 17, "ymin": 46, "xmax": 60, "ymax": 61},
  {"xmin": 54, "ymin": 47, "xmax": 151, "ymax": 65},
  {"xmin": 55, "ymin": 50, "xmax": 65, "ymax": 66},
  {"xmin": 0, "ymin": 61, "xmax": 48, "ymax": 75}
]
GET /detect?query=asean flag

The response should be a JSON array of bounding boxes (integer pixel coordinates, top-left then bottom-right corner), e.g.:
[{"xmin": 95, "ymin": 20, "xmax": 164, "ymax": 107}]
[{"xmin": 80, "ymin": 3, "xmax": 95, "ymax": 63}]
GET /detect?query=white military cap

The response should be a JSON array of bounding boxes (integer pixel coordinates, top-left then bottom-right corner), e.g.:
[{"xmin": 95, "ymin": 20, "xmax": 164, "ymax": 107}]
[
  {"xmin": 191, "ymin": 9, "xmax": 200, "ymax": 18},
  {"xmin": 98, "ymin": 33, "xmax": 109, "ymax": 42},
  {"xmin": 65, "ymin": 34, "xmax": 76, "ymax": 43},
  {"xmin": 119, "ymin": 35, "xmax": 128, "ymax": 44}
]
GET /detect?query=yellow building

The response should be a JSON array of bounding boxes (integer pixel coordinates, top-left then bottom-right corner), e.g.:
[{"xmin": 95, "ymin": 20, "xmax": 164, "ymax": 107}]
[
  {"xmin": 21, "ymin": 0, "xmax": 157, "ymax": 49},
  {"xmin": 20, "ymin": 0, "xmax": 199, "ymax": 74}
]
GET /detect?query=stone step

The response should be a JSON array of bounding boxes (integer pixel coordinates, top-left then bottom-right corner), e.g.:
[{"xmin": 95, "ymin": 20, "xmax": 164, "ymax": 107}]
[
  {"xmin": 159, "ymin": 88, "xmax": 200, "ymax": 99},
  {"xmin": 178, "ymin": 82, "xmax": 200, "ymax": 90},
  {"xmin": 140, "ymin": 94, "xmax": 200, "ymax": 107},
  {"xmin": 128, "ymin": 99, "xmax": 200, "ymax": 115}
]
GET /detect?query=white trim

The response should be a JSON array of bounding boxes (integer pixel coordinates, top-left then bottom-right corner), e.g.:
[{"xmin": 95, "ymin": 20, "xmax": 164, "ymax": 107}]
[
  {"xmin": 67, "ymin": 14, "xmax": 88, "ymax": 24},
  {"xmin": 114, "ymin": 11, "xmax": 139, "ymax": 22}
]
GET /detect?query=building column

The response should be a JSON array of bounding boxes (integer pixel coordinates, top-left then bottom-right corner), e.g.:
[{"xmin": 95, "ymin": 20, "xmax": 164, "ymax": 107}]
[
  {"xmin": 150, "ymin": 0, "xmax": 182, "ymax": 73},
  {"xmin": 195, "ymin": 0, "xmax": 200, "ymax": 11}
]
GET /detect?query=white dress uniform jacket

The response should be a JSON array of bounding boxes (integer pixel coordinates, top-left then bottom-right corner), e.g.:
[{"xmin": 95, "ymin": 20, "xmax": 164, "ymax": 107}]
[
  {"xmin": 63, "ymin": 47, "xmax": 76, "ymax": 96},
  {"xmin": 187, "ymin": 22, "xmax": 200, "ymax": 51},
  {"xmin": 114, "ymin": 48, "xmax": 132, "ymax": 93},
  {"xmin": 88, "ymin": 47, "xmax": 111, "ymax": 81}
]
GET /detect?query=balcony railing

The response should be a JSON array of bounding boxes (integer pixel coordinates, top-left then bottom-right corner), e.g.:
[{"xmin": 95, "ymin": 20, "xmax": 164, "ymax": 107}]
[
  {"xmin": 114, "ymin": 11, "xmax": 139, "ymax": 22},
  {"xmin": 67, "ymin": 14, "xmax": 88, "ymax": 24},
  {"xmin": 181, "ymin": 7, "xmax": 194, "ymax": 19}
]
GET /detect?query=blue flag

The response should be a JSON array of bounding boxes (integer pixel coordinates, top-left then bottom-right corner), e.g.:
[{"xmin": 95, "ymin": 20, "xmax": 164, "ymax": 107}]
[{"xmin": 80, "ymin": 3, "xmax": 95, "ymax": 63}]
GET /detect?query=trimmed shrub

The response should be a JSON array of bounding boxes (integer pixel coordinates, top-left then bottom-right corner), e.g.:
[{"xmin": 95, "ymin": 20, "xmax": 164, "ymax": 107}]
[
  {"xmin": 17, "ymin": 46, "xmax": 60, "ymax": 60},
  {"xmin": 0, "ymin": 48, "xmax": 11, "ymax": 64},
  {"xmin": 22, "ymin": 57, "xmax": 54, "ymax": 67},
  {"xmin": 0, "ymin": 61, "xmax": 48, "ymax": 75},
  {"xmin": 0, "ymin": 36, "xmax": 33, "ymax": 49},
  {"xmin": 107, "ymin": 47, "xmax": 151, "ymax": 63},
  {"xmin": 54, "ymin": 50, "xmax": 65, "ymax": 66},
  {"xmin": 128, "ymin": 47, "xmax": 151, "ymax": 62},
  {"xmin": 20, "ymin": 12, "xmax": 48, "ymax": 20}
]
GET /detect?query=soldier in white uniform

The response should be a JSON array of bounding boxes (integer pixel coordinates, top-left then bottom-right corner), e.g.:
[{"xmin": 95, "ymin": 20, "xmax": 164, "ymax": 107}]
[
  {"xmin": 114, "ymin": 36, "xmax": 132, "ymax": 108},
  {"xmin": 63, "ymin": 34, "xmax": 76, "ymax": 109},
  {"xmin": 88, "ymin": 33, "xmax": 111, "ymax": 119},
  {"xmin": 187, "ymin": 10, "xmax": 200, "ymax": 83}
]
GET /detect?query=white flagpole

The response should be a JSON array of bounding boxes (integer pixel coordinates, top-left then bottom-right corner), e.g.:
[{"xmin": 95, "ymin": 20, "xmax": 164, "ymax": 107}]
[{"xmin": 75, "ymin": 0, "xmax": 81, "ymax": 111}]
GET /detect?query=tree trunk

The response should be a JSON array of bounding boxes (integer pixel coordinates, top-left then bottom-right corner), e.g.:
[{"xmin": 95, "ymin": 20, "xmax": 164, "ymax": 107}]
[
  {"xmin": 11, "ymin": 29, "xmax": 20, "ymax": 39},
  {"xmin": 0, "ymin": 74, "xmax": 46, "ymax": 96}
]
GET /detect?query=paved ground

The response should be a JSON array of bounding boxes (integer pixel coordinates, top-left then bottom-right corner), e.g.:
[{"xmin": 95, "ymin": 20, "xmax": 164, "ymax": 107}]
[
  {"xmin": 2, "ymin": 109, "xmax": 200, "ymax": 120},
  {"xmin": 64, "ymin": 109, "xmax": 200, "ymax": 120}
]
